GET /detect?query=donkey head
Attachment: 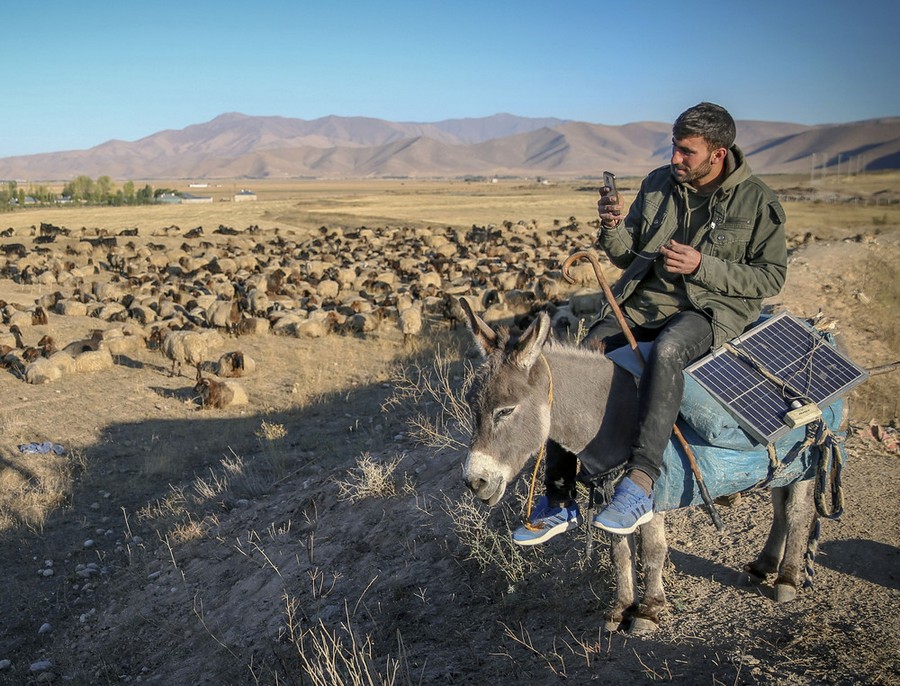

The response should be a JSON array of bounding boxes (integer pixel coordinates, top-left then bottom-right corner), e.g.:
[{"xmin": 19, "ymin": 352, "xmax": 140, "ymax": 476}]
[{"xmin": 461, "ymin": 299, "xmax": 553, "ymax": 506}]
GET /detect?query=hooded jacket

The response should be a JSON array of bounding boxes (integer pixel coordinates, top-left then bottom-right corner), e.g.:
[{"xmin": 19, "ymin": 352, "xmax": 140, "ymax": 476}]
[{"xmin": 596, "ymin": 145, "xmax": 787, "ymax": 349}]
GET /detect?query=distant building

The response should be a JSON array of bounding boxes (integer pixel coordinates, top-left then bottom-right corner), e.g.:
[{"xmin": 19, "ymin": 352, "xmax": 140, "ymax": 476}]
[
  {"xmin": 181, "ymin": 193, "xmax": 213, "ymax": 204},
  {"xmin": 157, "ymin": 193, "xmax": 182, "ymax": 204},
  {"xmin": 234, "ymin": 189, "xmax": 257, "ymax": 202}
]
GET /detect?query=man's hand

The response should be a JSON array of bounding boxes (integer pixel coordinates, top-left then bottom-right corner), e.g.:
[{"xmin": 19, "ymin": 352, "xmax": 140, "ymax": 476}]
[
  {"xmin": 597, "ymin": 186, "xmax": 624, "ymax": 229},
  {"xmin": 660, "ymin": 239, "xmax": 702, "ymax": 275}
]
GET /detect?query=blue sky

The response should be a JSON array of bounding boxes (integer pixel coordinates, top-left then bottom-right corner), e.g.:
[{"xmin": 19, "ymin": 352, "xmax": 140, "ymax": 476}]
[{"xmin": 4, "ymin": 0, "xmax": 898, "ymax": 157}]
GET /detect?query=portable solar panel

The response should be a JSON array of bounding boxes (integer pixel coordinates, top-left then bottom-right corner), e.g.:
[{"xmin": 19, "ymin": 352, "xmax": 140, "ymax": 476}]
[{"xmin": 686, "ymin": 312, "xmax": 868, "ymax": 445}]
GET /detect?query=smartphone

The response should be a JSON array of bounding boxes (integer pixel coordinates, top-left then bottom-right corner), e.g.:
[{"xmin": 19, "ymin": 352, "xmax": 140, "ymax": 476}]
[{"xmin": 602, "ymin": 171, "xmax": 617, "ymax": 198}]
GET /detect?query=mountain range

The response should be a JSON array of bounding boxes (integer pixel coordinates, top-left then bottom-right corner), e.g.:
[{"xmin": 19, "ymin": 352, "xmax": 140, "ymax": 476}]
[{"xmin": 2, "ymin": 112, "xmax": 899, "ymax": 181}]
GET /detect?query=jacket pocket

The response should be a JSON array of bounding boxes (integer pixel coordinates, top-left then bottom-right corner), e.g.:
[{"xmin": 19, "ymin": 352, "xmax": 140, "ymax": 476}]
[
  {"xmin": 706, "ymin": 218, "xmax": 753, "ymax": 261},
  {"xmin": 640, "ymin": 198, "xmax": 671, "ymax": 247}
]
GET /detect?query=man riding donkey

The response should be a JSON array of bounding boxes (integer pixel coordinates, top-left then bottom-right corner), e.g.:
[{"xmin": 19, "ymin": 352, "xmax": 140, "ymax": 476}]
[{"xmin": 514, "ymin": 102, "xmax": 788, "ymax": 544}]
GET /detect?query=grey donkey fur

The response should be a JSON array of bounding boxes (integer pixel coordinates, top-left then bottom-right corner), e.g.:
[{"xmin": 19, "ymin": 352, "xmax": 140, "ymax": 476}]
[{"xmin": 460, "ymin": 301, "xmax": 817, "ymax": 634}]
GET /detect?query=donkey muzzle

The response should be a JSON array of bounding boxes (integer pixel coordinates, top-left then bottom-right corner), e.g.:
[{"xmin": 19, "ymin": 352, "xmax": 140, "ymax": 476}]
[{"xmin": 463, "ymin": 450, "xmax": 507, "ymax": 506}]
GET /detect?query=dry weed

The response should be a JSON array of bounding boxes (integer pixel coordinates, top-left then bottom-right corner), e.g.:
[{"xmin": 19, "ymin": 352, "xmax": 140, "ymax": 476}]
[
  {"xmin": 442, "ymin": 491, "xmax": 536, "ymax": 587},
  {"xmin": 383, "ymin": 347, "xmax": 473, "ymax": 452},
  {"xmin": 282, "ymin": 596, "xmax": 411, "ymax": 686},
  {"xmin": 253, "ymin": 419, "xmax": 296, "ymax": 482},
  {"xmin": 336, "ymin": 453, "xmax": 405, "ymax": 503}
]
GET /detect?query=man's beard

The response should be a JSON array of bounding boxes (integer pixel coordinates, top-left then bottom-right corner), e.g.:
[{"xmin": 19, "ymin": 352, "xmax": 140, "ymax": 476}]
[{"xmin": 672, "ymin": 157, "xmax": 713, "ymax": 185}]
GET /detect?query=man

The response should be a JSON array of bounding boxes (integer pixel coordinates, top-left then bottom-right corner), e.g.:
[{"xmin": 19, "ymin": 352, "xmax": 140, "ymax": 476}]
[{"xmin": 513, "ymin": 102, "xmax": 787, "ymax": 544}]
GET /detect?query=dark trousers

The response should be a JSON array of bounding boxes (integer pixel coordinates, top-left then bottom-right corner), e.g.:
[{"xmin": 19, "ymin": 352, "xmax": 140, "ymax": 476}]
[{"xmin": 544, "ymin": 310, "xmax": 713, "ymax": 504}]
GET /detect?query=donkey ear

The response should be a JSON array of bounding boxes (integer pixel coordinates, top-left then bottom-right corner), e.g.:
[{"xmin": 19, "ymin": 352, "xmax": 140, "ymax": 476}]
[
  {"xmin": 459, "ymin": 297, "xmax": 499, "ymax": 355},
  {"xmin": 510, "ymin": 312, "xmax": 551, "ymax": 370}
]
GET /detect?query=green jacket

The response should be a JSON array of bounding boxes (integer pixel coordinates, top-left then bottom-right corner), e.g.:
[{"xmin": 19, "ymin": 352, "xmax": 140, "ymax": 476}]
[{"xmin": 596, "ymin": 145, "xmax": 787, "ymax": 350}]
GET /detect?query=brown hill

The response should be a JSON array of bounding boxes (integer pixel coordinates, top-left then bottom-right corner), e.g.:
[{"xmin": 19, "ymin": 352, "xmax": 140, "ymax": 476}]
[{"xmin": 0, "ymin": 113, "xmax": 898, "ymax": 180}]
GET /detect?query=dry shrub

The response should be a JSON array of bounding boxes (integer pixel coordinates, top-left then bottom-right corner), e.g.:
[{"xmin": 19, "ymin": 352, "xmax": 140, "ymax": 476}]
[
  {"xmin": 442, "ymin": 491, "xmax": 537, "ymax": 587},
  {"xmin": 382, "ymin": 348, "xmax": 473, "ymax": 452},
  {"xmin": 254, "ymin": 419, "xmax": 292, "ymax": 480},
  {"xmin": 336, "ymin": 453, "xmax": 405, "ymax": 503},
  {"xmin": 282, "ymin": 596, "xmax": 411, "ymax": 686}
]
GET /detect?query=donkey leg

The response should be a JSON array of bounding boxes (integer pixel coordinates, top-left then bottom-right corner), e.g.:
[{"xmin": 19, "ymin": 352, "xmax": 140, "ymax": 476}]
[
  {"xmin": 631, "ymin": 513, "xmax": 667, "ymax": 635},
  {"xmin": 742, "ymin": 487, "xmax": 788, "ymax": 586},
  {"xmin": 605, "ymin": 532, "xmax": 639, "ymax": 632},
  {"xmin": 774, "ymin": 480, "xmax": 815, "ymax": 603}
]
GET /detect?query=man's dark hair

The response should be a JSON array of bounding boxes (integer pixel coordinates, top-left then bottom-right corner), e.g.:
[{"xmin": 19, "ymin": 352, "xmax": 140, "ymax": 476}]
[{"xmin": 673, "ymin": 102, "xmax": 736, "ymax": 151}]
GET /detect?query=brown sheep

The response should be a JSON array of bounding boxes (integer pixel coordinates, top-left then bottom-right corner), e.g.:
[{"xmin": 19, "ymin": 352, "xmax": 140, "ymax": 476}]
[
  {"xmin": 62, "ymin": 329, "xmax": 104, "ymax": 356},
  {"xmin": 194, "ymin": 376, "xmax": 248, "ymax": 409}
]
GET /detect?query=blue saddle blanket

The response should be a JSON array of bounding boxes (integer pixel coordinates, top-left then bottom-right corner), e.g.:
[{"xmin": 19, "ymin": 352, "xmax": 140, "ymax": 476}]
[{"xmin": 606, "ymin": 343, "xmax": 845, "ymax": 511}]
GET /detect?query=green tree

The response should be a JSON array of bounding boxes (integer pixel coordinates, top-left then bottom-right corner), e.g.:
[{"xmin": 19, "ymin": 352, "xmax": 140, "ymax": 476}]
[
  {"xmin": 136, "ymin": 184, "xmax": 154, "ymax": 203},
  {"xmin": 96, "ymin": 175, "xmax": 113, "ymax": 204},
  {"xmin": 63, "ymin": 175, "xmax": 94, "ymax": 202},
  {"xmin": 123, "ymin": 180, "xmax": 135, "ymax": 204}
]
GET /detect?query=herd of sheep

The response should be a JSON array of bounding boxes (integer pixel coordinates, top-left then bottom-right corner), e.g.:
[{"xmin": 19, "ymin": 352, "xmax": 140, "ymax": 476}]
[{"xmin": 0, "ymin": 217, "xmax": 606, "ymax": 406}]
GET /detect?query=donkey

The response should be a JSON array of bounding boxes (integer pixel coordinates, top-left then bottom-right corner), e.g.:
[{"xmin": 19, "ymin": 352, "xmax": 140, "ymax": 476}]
[{"xmin": 460, "ymin": 302, "xmax": 820, "ymax": 634}]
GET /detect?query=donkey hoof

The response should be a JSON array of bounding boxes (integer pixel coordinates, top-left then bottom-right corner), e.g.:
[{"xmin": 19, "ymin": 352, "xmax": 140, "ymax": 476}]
[
  {"xmin": 629, "ymin": 616, "xmax": 659, "ymax": 636},
  {"xmin": 774, "ymin": 582, "xmax": 798, "ymax": 603}
]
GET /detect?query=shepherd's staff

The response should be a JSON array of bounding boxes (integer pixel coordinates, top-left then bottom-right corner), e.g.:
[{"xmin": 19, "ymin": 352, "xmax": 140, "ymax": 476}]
[{"xmin": 562, "ymin": 250, "xmax": 725, "ymax": 531}]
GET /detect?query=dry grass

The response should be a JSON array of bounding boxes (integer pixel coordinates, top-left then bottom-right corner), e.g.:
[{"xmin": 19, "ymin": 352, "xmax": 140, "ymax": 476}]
[
  {"xmin": 854, "ymin": 251, "xmax": 900, "ymax": 422},
  {"xmin": 336, "ymin": 453, "xmax": 407, "ymax": 503},
  {"xmin": 382, "ymin": 349, "xmax": 474, "ymax": 453},
  {"xmin": 0, "ymin": 450, "xmax": 73, "ymax": 534},
  {"xmin": 282, "ymin": 598, "xmax": 412, "ymax": 686}
]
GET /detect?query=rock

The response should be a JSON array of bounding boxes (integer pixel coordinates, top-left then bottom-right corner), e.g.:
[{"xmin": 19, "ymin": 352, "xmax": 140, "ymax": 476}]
[
  {"xmin": 0, "ymin": 659, "xmax": 11, "ymax": 670},
  {"xmin": 38, "ymin": 622, "xmax": 52, "ymax": 635},
  {"xmin": 30, "ymin": 659, "xmax": 52, "ymax": 671}
]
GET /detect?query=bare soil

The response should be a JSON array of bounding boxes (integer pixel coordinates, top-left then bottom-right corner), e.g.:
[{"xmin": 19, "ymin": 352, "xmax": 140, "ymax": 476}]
[{"xmin": 0, "ymin": 200, "xmax": 898, "ymax": 685}]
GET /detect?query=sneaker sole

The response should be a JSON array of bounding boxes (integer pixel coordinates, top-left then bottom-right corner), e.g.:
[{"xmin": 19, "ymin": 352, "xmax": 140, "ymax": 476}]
[
  {"xmin": 512, "ymin": 518, "xmax": 581, "ymax": 546},
  {"xmin": 591, "ymin": 509, "xmax": 654, "ymax": 536}
]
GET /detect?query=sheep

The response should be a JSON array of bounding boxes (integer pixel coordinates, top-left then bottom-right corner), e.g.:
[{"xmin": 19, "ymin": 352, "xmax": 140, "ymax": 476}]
[
  {"xmin": 194, "ymin": 376, "xmax": 248, "ymax": 409},
  {"xmin": 205, "ymin": 299, "xmax": 241, "ymax": 332},
  {"xmin": 7, "ymin": 309, "xmax": 35, "ymax": 328},
  {"xmin": 247, "ymin": 288, "xmax": 271, "ymax": 317},
  {"xmin": 24, "ymin": 351, "xmax": 76, "ymax": 384},
  {"xmin": 37, "ymin": 335, "xmax": 58, "ymax": 357},
  {"xmin": 72, "ymin": 347, "xmax": 114, "ymax": 374},
  {"xmin": 342, "ymin": 311, "xmax": 382, "ymax": 335},
  {"xmin": 102, "ymin": 327, "xmax": 148, "ymax": 357},
  {"xmin": 215, "ymin": 351, "xmax": 256, "ymax": 378},
  {"xmin": 63, "ymin": 329, "xmax": 104, "ymax": 356},
  {"xmin": 398, "ymin": 302, "xmax": 423, "ymax": 346},
  {"xmin": 161, "ymin": 329, "xmax": 224, "ymax": 377},
  {"xmin": 233, "ymin": 316, "xmax": 269, "ymax": 336}
]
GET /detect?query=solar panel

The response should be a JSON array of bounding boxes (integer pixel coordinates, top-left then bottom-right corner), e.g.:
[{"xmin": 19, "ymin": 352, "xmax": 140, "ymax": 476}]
[{"xmin": 686, "ymin": 312, "xmax": 868, "ymax": 445}]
